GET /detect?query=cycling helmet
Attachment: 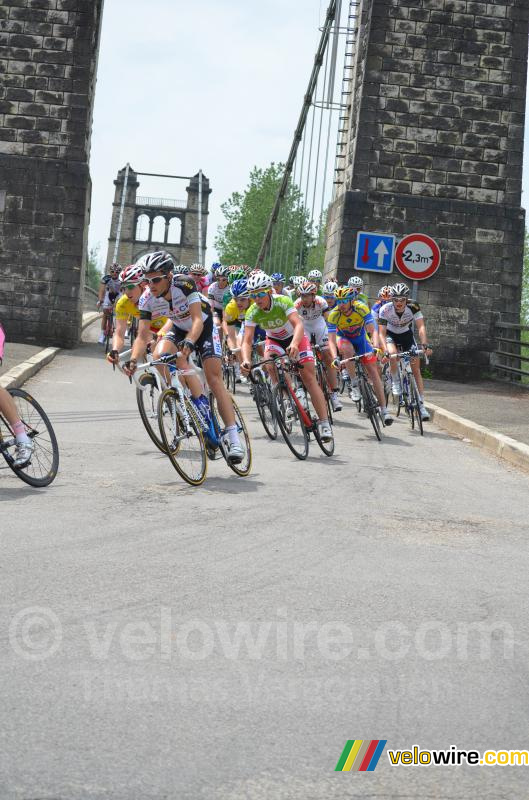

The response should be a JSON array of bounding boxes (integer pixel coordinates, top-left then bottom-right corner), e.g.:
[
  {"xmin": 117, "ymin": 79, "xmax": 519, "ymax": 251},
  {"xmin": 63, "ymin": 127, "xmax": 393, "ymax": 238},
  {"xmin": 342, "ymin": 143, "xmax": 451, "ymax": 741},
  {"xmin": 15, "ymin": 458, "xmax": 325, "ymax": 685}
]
[
  {"xmin": 247, "ymin": 272, "xmax": 273, "ymax": 291},
  {"xmin": 228, "ymin": 268, "xmax": 246, "ymax": 285},
  {"xmin": 230, "ymin": 278, "xmax": 249, "ymax": 298},
  {"xmin": 211, "ymin": 262, "xmax": 222, "ymax": 272},
  {"xmin": 391, "ymin": 282, "xmax": 410, "ymax": 298},
  {"xmin": 173, "ymin": 264, "xmax": 189, "ymax": 275},
  {"xmin": 137, "ymin": 251, "xmax": 174, "ymax": 275},
  {"xmin": 307, "ymin": 269, "xmax": 323, "ymax": 282},
  {"xmin": 291, "ymin": 275, "xmax": 305, "ymax": 287},
  {"xmin": 189, "ymin": 263, "xmax": 207, "ymax": 275},
  {"xmin": 119, "ymin": 264, "xmax": 144, "ymax": 285},
  {"xmin": 271, "ymin": 272, "xmax": 285, "ymax": 283},
  {"xmin": 214, "ymin": 265, "xmax": 230, "ymax": 278},
  {"xmin": 347, "ymin": 275, "xmax": 364, "ymax": 288},
  {"xmin": 335, "ymin": 285, "xmax": 358, "ymax": 303},
  {"xmin": 228, "ymin": 264, "xmax": 240, "ymax": 272},
  {"xmin": 297, "ymin": 280, "xmax": 318, "ymax": 295},
  {"xmin": 378, "ymin": 284, "xmax": 392, "ymax": 300},
  {"xmin": 239, "ymin": 264, "xmax": 250, "ymax": 274},
  {"xmin": 323, "ymin": 280, "xmax": 338, "ymax": 295}
]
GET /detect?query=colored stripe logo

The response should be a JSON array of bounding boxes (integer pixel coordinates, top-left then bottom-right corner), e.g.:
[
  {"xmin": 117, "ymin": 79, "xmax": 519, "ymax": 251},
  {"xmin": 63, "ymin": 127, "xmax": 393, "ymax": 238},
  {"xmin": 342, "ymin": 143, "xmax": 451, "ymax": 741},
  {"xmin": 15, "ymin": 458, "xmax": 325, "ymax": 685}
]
[{"xmin": 335, "ymin": 740, "xmax": 387, "ymax": 772}]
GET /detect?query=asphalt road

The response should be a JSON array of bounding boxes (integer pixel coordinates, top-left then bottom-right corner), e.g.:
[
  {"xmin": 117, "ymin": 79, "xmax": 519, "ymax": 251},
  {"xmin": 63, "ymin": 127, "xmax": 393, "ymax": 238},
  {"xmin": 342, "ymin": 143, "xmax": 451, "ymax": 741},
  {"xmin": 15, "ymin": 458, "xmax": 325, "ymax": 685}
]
[{"xmin": 1, "ymin": 320, "xmax": 529, "ymax": 799}]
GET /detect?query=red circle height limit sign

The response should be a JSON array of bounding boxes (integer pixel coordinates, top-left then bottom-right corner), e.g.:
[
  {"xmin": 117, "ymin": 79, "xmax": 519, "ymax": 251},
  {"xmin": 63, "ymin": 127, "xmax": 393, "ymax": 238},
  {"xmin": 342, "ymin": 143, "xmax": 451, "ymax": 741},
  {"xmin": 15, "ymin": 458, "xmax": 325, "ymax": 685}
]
[{"xmin": 394, "ymin": 233, "xmax": 441, "ymax": 281}]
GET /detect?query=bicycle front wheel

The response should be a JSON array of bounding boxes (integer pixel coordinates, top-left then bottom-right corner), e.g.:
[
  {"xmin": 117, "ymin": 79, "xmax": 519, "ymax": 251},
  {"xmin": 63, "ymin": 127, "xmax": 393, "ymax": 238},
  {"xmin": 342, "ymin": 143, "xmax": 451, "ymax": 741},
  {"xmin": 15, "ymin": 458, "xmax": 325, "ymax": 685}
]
[
  {"xmin": 360, "ymin": 379, "xmax": 382, "ymax": 442},
  {"xmin": 136, "ymin": 372, "xmax": 166, "ymax": 452},
  {"xmin": 410, "ymin": 376, "xmax": 423, "ymax": 435},
  {"xmin": 273, "ymin": 383, "xmax": 309, "ymax": 460},
  {"xmin": 210, "ymin": 395, "xmax": 252, "ymax": 477},
  {"xmin": 158, "ymin": 389, "xmax": 207, "ymax": 486},
  {"xmin": 254, "ymin": 371, "xmax": 277, "ymax": 439},
  {"xmin": 1, "ymin": 389, "xmax": 59, "ymax": 486}
]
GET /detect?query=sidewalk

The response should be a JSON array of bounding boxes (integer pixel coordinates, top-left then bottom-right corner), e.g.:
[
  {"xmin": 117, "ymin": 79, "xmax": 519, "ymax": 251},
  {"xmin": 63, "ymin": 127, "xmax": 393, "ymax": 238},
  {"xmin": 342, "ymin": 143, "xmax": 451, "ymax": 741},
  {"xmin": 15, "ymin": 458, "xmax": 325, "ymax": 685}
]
[{"xmin": 425, "ymin": 378, "xmax": 529, "ymax": 448}]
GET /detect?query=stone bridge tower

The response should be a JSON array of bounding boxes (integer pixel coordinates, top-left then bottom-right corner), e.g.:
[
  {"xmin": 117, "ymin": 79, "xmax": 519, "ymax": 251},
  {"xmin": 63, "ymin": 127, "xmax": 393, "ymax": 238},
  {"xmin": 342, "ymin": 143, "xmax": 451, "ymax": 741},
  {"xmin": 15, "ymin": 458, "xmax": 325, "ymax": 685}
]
[
  {"xmin": 105, "ymin": 168, "xmax": 211, "ymax": 270},
  {"xmin": 0, "ymin": 0, "xmax": 104, "ymax": 347},
  {"xmin": 325, "ymin": 0, "xmax": 528, "ymax": 379}
]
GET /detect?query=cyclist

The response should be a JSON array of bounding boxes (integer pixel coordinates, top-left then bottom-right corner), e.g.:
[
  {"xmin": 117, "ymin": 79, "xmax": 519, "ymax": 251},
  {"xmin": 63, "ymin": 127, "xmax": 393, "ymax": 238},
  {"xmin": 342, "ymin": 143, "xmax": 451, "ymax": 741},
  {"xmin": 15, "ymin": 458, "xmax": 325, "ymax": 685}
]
[
  {"xmin": 377, "ymin": 282, "xmax": 432, "ymax": 421},
  {"xmin": 124, "ymin": 251, "xmax": 244, "ymax": 463},
  {"xmin": 189, "ymin": 263, "xmax": 210, "ymax": 294},
  {"xmin": 240, "ymin": 272, "xmax": 333, "ymax": 442},
  {"xmin": 106, "ymin": 264, "xmax": 168, "ymax": 365},
  {"xmin": 173, "ymin": 264, "xmax": 190, "ymax": 276},
  {"xmin": 328, "ymin": 285, "xmax": 393, "ymax": 426},
  {"xmin": 271, "ymin": 273, "xmax": 289, "ymax": 296},
  {"xmin": 97, "ymin": 262, "xmax": 121, "ymax": 344},
  {"xmin": 207, "ymin": 265, "xmax": 231, "ymax": 329},
  {"xmin": 307, "ymin": 269, "xmax": 323, "ymax": 295},
  {"xmin": 347, "ymin": 275, "xmax": 368, "ymax": 305},
  {"xmin": 0, "ymin": 386, "xmax": 34, "ymax": 466},
  {"xmin": 294, "ymin": 280, "xmax": 342, "ymax": 412},
  {"xmin": 224, "ymin": 278, "xmax": 265, "ymax": 371}
]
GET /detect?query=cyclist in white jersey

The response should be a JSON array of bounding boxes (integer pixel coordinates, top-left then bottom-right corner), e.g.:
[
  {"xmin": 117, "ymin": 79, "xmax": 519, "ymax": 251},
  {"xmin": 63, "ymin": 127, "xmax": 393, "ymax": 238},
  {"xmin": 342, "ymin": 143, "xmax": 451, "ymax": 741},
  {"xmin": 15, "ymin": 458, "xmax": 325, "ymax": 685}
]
[{"xmin": 294, "ymin": 280, "xmax": 342, "ymax": 412}]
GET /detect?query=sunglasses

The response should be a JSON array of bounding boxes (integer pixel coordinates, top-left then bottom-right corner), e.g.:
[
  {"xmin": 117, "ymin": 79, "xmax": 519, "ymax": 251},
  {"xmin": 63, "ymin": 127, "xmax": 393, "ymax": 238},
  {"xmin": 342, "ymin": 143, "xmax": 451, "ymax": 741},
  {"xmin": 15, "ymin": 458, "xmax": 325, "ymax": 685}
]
[
  {"xmin": 146, "ymin": 275, "xmax": 167, "ymax": 285},
  {"xmin": 336, "ymin": 297, "xmax": 354, "ymax": 304},
  {"xmin": 122, "ymin": 283, "xmax": 139, "ymax": 291},
  {"xmin": 323, "ymin": 294, "xmax": 336, "ymax": 300},
  {"xmin": 249, "ymin": 291, "xmax": 270, "ymax": 299}
]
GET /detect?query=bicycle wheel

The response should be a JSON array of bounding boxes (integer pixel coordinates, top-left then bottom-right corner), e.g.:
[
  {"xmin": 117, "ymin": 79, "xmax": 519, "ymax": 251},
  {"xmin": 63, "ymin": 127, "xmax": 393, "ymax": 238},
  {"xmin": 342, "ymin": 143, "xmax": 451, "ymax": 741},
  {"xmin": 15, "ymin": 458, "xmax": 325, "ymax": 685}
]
[
  {"xmin": 210, "ymin": 395, "xmax": 252, "ymax": 476},
  {"xmin": 360, "ymin": 379, "xmax": 382, "ymax": 442},
  {"xmin": 158, "ymin": 389, "xmax": 207, "ymax": 485},
  {"xmin": 129, "ymin": 317, "xmax": 138, "ymax": 347},
  {"xmin": 316, "ymin": 362, "xmax": 334, "ymax": 426},
  {"xmin": 0, "ymin": 389, "xmax": 59, "ymax": 486},
  {"xmin": 136, "ymin": 372, "xmax": 166, "ymax": 452},
  {"xmin": 104, "ymin": 313, "xmax": 113, "ymax": 355},
  {"xmin": 273, "ymin": 383, "xmax": 309, "ymax": 460},
  {"xmin": 229, "ymin": 365, "xmax": 237, "ymax": 396},
  {"xmin": 254, "ymin": 371, "xmax": 277, "ymax": 439},
  {"xmin": 410, "ymin": 376, "xmax": 423, "ymax": 435}
]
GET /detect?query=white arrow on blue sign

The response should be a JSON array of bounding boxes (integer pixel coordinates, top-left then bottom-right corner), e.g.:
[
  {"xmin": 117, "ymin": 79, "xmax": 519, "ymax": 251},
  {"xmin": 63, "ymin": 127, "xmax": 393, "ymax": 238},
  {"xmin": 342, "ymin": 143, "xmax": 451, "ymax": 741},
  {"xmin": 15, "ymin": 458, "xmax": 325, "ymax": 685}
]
[{"xmin": 354, "ymin": 231, "xmax": 396, "ymax": 274}]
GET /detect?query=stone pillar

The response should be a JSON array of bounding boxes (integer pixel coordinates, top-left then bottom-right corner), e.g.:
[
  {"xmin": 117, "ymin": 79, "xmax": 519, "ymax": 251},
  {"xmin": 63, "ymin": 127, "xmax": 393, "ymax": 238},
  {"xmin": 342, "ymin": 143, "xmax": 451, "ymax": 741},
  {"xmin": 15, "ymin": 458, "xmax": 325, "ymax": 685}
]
[
  {"xmin": 184, "ymin": 173, "xmax": 211, "ymax": 264},
  {"xmin": 0, "ymin": 0, "xmax": 105, "ymax": 347},
  {"xmin": 105, "ymin": 165, "xmax": 139, "ymax": 269},
  {"xmin": 325, "ymin": 0, "xmax": 529, "ymax": 379}
]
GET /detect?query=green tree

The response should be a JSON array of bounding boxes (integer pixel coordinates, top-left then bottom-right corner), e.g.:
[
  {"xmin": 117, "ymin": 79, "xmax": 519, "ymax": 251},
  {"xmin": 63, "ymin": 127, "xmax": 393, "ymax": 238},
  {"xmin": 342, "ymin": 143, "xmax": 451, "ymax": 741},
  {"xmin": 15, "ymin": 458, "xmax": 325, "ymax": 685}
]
[
  {"xmin": 85, "ymin": 244, "xmax": 102, "ymax": 291},
  {"xmin": 522, "ymin": 229, "xmax": 529, "ymax": 324},
  {"xmin": 305, "ymin": 208, "xmax": 328, "ymax": 273},
  {"xmin": 215, "ymin": 163, "xmax": 311, "ymax": 273}
]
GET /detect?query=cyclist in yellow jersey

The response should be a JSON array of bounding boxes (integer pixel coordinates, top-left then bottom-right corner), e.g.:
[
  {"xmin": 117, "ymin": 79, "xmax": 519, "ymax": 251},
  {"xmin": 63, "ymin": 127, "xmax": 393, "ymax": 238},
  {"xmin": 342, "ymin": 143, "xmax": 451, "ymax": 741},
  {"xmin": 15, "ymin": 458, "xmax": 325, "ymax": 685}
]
[{"xmin": 106, "ymin": 264, "xmax": 167, "ymax": 365}]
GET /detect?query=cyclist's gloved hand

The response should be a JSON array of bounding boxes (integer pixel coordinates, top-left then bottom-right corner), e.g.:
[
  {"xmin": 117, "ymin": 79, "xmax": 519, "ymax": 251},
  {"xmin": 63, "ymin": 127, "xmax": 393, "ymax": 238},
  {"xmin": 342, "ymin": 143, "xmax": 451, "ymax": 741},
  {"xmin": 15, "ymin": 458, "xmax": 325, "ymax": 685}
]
[
  {"xmin": 241, "ymin": 360, "xmax": 251, "ymax": 376},
  {"xmin": 123, "ymin": 358, "xmax": 137, "ymax": 377},
  {"xmin": 180, "ymin": 339, "xmax": 195, "ymax": 358},
  {"xmin": 331, "ymin": 358, "xmax": 341, "ymax": 370},
  {"xmin": 106, "ymin": 349, "xmax": 119, "ymax": 365}
]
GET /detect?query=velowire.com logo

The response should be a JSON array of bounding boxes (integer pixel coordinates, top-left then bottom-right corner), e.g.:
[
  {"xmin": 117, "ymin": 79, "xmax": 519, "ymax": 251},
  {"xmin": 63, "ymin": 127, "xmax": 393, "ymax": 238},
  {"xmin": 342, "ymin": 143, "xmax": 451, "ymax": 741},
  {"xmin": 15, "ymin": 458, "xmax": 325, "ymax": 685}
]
[{"xmin": 335, "ymin": 740, "xmax": 387, "ymax": 772}]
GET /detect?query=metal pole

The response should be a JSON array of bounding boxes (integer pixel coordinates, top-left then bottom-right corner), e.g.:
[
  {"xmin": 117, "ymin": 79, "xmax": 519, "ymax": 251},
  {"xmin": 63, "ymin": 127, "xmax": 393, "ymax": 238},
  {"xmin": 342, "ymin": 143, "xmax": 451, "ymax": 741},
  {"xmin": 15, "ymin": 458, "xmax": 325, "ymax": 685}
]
[
  {"xmin": 256, "ymin": 0, "xmax": 338, "ymax": 266},
  {"xmin": 198, "ymin": 169, "xmax": 203, "ymax": 264},
  {"xmin": 327, "ymin": 0, "xmax": 342, "ymax": 106},
  {"xmin": 113, "ymin": 162, "xmax": 129, "ymax": 264},
  {"xmin": 412, "ymin": 280, "xmax": 419, "ymax": 302}
]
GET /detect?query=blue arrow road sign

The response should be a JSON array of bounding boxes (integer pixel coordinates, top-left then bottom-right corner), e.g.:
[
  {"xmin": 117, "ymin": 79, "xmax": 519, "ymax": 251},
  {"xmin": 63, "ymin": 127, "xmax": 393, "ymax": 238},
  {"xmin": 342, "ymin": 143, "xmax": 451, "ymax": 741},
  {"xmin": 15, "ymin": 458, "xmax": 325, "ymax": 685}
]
[{"xmin": 354, "ymin": 231, "xmax": 395, "ymax": 273}]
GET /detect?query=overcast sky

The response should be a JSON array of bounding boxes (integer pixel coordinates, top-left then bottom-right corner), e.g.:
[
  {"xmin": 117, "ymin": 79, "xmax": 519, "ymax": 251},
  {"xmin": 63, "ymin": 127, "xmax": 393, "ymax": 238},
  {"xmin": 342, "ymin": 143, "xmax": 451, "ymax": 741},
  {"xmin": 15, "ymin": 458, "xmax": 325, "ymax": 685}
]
[{"xmin": 88, "ymin": 0, "xmax": 529, "ymax": 267}]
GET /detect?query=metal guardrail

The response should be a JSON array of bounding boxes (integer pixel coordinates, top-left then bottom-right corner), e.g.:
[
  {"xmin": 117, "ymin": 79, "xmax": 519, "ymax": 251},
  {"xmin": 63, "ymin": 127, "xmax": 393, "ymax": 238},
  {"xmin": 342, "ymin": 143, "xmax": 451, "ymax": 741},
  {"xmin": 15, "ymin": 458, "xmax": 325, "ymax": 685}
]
[
  {"xmin": 136, "ymin": 196, "xmax": 186, "ymax": 209},
  {"xmin": 493, "ymin": 322, "xmax": 529, "ymax": 382}
]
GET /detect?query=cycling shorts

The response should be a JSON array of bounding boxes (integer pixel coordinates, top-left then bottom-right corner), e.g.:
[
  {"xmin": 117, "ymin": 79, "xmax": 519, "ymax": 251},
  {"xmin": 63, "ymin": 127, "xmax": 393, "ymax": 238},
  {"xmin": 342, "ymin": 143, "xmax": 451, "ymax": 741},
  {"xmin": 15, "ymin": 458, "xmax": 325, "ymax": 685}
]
[
  {"xmin": 337, "ymin": 332, "xmax": 377, "ymax": 364},
  {"xmin": 165, "ymin": 316, "xmax": 222, "ymax": 361},
  {"xmin": 386, "ymin": 329, "xmax": 416, "ymax": 352},
  {"xmin": 265, "ymin": 333, "xmax": 314, "ymax": 364}
]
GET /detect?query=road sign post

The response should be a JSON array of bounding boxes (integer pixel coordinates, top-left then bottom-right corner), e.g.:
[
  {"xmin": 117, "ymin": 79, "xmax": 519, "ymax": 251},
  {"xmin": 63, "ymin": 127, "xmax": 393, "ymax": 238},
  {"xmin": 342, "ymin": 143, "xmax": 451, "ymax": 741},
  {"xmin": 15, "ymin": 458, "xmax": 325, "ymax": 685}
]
[{"xmin": 354, "ymin": 231, "xmax": 395, "ymax": 274}]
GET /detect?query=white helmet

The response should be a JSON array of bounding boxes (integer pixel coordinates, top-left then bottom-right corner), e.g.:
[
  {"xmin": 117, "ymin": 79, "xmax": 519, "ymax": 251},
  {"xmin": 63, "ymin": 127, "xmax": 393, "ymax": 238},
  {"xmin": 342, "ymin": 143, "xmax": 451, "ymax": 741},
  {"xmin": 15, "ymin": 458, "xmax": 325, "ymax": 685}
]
[
  {"xmin": 307, "ymin": 269, "xmax": 323, "ymax": 282},
  {"xmin": 189, "ymin": 263, "xmax": 207, "ymax": 275},
  {"xmin": 173, "ymin": 264, "xmax": 189, "ymax": 275},
  {"xmin": 247, "ymin": 272, "xmax": 273, "ymax": 291},
  {"xmin": 291, "ymin": 275, "xmax": 305, "ymax": 287},
  {"xmin": 348, "ymin": 275, "xmax": 364, "ymax": 288},
  {"xmin": 323, "ymin": 280, "xmax": 338, "ymax": 295},
  {"xmin": 137, "ymin": 251, "xmax": 174, "ymax": 275}
]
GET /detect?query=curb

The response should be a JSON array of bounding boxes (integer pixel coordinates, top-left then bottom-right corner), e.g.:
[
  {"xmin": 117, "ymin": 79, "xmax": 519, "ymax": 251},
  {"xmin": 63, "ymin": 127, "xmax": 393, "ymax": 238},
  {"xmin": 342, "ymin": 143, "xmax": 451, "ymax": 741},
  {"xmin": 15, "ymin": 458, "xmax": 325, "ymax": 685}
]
[
  {"xmin": 0, "ymin": 311, "xmax": 101, "ymax": 390},
  {"xmin": 427, "ymin": 402, "xmax": 529, "ymax": 474}
]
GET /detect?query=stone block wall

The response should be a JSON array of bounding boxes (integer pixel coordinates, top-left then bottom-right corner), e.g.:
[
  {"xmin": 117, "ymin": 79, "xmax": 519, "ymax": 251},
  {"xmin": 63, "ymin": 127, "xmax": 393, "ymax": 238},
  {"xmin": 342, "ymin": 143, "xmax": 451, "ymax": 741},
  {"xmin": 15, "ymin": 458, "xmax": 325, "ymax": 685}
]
[
  {"xmin": 325, "ymin": 0, "xmax": 528, "ymax": 379},
  {"xmin": 0, "ymin": 0, "xmax": 104, "ymax": 347}
]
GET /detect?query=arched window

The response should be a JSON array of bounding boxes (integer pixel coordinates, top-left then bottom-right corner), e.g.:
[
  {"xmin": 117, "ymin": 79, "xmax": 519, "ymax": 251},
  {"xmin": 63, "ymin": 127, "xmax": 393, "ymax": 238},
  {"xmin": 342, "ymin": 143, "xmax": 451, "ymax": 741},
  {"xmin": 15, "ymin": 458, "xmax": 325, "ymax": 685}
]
[
  {"xmin": 135, "ymin": 213, "xmax": 149, "ymax": 241},
  {"xmin": 151, "ymin": 215, "xmax": 166, "ymax": 243},
  {"xmin": 167, "ymin": 217, "xmax": 182, "ymax": 244}
]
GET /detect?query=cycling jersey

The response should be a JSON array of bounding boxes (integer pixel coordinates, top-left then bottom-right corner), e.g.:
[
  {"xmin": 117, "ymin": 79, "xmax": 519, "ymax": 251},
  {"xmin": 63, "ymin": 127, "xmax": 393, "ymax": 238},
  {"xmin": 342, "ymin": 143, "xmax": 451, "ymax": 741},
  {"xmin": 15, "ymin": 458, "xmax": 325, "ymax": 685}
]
[
  {"xmin": 327, "ymin": 300, "xmax": 374, "ymax": 340},
  {"xmin": 377, "ymin": 301, "xmax": 423, "ymax": 334},
  {"xmin": 224, "ymin": 298, "xmax": 246, "ymax": 326},
  {"xmin": 293, "ymin": 296, "xmax": 328, "ymax": 328},
  {"xmin": 101, "ymin": 275, "xmax": 121, "ymax": 307},
  {"xmin": 114, "ymin": 294, "xmax": 168, "ymax": 332},
  {"xmin": 244, "ymin": 294, "xmax": 296, "ymax": 340},
  {"xmin": 207, "ymin": 281, "xmax": 230, "ymax": 311},
  {"xmin": 139, "ymin": 276, "xmax": 211, "ymax": 332}
]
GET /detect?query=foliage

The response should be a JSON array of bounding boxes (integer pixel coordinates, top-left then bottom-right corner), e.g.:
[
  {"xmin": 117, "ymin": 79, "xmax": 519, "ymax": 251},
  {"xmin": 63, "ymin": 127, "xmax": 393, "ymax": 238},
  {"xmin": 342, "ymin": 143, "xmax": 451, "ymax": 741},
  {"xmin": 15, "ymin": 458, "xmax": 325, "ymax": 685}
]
[
  {"xmin": 85, "ymin": 244, "xmax": 102, "ymax": 291},
  {"xmin": 215, "ymin": 163, "xmax": 311, "ymax": 273}
]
